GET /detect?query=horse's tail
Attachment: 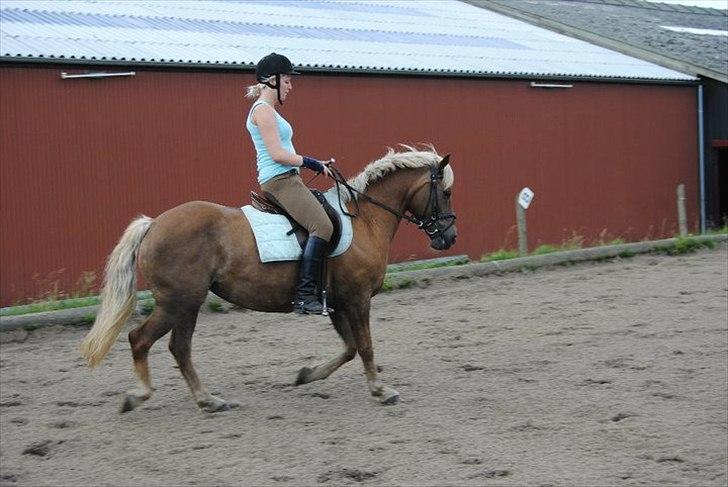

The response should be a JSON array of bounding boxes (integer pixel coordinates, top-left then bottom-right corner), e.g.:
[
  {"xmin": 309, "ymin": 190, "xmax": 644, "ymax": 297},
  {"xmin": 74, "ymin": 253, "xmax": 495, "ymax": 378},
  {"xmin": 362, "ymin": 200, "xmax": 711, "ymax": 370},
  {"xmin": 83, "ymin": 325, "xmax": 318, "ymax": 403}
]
[{"xmin": 79, "ymin": 215, "xmax": 154, "ymax": 368}]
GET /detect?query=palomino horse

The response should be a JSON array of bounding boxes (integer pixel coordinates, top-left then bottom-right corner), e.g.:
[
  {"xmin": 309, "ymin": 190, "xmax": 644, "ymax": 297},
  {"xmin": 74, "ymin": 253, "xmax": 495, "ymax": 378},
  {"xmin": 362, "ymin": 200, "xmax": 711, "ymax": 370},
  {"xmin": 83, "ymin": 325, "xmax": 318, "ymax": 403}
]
[{"xmin": 79, "ymin": 146, "xmax": 457, "ymax": 412}]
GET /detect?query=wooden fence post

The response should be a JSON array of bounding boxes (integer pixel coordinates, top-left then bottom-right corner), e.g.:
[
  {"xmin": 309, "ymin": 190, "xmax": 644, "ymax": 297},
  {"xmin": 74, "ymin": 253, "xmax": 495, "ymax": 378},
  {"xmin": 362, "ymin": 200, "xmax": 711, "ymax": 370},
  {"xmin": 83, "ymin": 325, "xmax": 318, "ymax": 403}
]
[
  {"xmin": 516, "ymin": 200, "xmax": 528, "ymax": 256},
  {"xmin": 516, "ymin": 188, "xmax": 534, "ymax": 256},
  {"xmin": 677, "ymin": 184, "xmax": 688, "ymax": 237}
]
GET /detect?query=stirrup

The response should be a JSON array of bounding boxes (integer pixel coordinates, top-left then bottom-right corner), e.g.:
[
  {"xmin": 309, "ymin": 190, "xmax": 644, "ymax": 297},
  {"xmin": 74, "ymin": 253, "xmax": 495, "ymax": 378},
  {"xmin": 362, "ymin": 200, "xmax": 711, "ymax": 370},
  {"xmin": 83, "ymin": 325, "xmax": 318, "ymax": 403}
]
[
  {"xmin": 293, "ymin": 291, "xmax": 333, "ymax": 316},
  {"xmin": 293, "ymin": 300, "xmax": 326, "ymax": 315}
]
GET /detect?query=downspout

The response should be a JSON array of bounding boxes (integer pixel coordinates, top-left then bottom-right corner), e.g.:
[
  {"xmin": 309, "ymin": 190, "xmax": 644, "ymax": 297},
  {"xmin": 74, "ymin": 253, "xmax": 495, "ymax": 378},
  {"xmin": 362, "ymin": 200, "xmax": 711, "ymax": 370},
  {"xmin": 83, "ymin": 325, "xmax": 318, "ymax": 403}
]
[{"xmin": 698, "ymin": 84, "xmax": 706, "ymax": 233}]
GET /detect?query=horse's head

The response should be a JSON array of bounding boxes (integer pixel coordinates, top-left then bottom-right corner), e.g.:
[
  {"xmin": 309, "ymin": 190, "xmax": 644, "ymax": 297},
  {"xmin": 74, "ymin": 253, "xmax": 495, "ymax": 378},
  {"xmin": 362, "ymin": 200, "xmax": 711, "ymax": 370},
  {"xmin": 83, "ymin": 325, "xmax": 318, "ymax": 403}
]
[{"xmin": 407, "ymin": 154, "xmax": 457, "ymax": 250}]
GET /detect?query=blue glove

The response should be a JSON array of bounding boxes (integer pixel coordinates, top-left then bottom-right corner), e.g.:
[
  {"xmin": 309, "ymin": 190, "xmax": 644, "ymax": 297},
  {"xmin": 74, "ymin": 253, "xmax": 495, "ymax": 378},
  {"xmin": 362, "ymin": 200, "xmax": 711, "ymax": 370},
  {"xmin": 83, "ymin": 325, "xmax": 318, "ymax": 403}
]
[{"xmin": 301, "ymin": 156, "xmax": 325, "ymax": 173}]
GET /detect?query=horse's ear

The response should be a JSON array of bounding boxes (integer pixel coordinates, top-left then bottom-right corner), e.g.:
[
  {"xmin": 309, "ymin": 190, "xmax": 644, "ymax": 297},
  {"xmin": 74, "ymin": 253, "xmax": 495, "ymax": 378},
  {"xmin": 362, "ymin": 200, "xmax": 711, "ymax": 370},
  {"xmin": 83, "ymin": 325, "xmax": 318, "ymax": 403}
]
[{"xmin": 438, "ymin": 154, "xmax": 451, "ymax": 172}]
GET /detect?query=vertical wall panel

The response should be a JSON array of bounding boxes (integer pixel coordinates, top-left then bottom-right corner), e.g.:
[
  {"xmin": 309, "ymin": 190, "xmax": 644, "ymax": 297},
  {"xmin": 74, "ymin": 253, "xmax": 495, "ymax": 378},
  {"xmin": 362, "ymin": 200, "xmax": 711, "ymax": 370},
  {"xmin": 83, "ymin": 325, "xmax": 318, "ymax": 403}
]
[{"xmin": 0, "ymin": 66, "xmax": 697, "ymax": 305}]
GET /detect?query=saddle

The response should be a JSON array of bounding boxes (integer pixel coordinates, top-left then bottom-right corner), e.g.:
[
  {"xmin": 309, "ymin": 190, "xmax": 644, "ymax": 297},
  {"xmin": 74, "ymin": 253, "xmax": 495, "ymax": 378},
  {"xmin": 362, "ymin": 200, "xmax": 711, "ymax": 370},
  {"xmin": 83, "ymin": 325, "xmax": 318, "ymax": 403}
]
[{"xmin": 250, "ymin": 190, "xmax": 343, "ymax": 252}]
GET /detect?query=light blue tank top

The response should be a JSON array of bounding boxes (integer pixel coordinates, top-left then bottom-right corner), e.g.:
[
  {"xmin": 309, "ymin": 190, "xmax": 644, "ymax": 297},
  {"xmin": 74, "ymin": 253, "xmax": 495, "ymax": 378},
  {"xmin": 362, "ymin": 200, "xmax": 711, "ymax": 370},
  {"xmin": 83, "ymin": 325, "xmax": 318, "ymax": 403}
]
[{"xmin": 246, "ymin": 100, "xmax": 299, "ymax": 184}]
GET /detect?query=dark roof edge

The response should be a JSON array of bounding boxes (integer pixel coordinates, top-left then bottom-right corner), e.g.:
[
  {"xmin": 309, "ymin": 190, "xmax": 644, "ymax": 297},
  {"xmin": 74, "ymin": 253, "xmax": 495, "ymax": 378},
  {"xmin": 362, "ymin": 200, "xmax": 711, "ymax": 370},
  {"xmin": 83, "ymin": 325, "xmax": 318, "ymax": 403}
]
[
  {"xmin": 464, "ymin": 0, "xmax": 727, "ymax": 84},
  {"xmin": 0, "ymin": 56, "xmax": 697, "ymax": 85}
]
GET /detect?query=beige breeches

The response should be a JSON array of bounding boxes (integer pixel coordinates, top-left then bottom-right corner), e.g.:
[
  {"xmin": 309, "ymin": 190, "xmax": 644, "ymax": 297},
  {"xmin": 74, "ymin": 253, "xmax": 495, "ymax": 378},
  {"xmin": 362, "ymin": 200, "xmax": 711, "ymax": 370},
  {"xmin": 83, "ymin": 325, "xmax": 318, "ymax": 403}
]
[{"xmin": 260, "ymin": 171, "xmax": 333, "ymax": 242}]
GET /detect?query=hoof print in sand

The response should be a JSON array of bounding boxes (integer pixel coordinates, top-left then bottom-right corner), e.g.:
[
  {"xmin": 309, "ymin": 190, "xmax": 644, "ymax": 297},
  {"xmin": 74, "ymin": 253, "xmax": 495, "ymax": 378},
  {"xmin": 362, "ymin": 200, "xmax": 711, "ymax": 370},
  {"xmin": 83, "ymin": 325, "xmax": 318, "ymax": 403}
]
[
  {"xmin": 22, "ymin": 440, "xmax": 63, "ymax": 458},
  {"xmin": 49, "ymin": 420, "xmax": 78, "ymax": 429},
  {"xmin": 1, "ymin": 473, "xmax": 19, "ymax": 483},
  {"xmin": 656, "ymin": 456, "xmax": 685, "ymax": 464},
  {"xmin": 0, "ymin": 401, "xmax": 23, "ymax": 408},
  {"xmin": 56, "ymin": 400, "xmax": 106, "ymax": 407},
  {"xmin": 652, "ymin": 392, "xmax": 678, "ymax": 400},
  {"xmin": 609, "ymin": 412, "xmax": 637, "ymax": 423},
  {"xmin": 460, "ymin": 364, "xmax": 486, "ymax": 372},
  {"xmin": 461, "ymin": 458, "xmax": 483, "ymax": 465},
  {"xmin": 317, "ymin": 468, "xmax": 380, "ymax": 483},
  {"xmin": 467, "ymin": 469, "xmax": 511, "ymax": 479}
]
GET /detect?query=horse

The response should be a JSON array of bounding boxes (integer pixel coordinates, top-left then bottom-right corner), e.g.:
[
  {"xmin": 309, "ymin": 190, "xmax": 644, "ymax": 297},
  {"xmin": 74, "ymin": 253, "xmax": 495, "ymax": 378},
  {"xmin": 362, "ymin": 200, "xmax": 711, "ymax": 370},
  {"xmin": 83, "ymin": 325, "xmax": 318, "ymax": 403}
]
[{"xmin": 79, "ymin": 146, "xmax": 457, "ymax": 412}]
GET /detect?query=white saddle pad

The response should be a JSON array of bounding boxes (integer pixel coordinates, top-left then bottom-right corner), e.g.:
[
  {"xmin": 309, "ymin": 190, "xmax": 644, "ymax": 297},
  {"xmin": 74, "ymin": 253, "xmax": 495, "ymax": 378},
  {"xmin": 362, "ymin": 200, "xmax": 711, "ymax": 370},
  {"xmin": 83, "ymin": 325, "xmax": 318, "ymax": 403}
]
[{"xmin": 241, "ymin": 188, "xmax": 353, "ymax": 263}]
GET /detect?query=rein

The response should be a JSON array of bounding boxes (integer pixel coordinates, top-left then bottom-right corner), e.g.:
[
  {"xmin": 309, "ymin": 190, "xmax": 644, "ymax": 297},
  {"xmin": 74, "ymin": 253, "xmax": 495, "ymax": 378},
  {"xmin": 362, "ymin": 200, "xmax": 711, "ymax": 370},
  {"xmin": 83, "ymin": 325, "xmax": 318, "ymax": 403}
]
[{"xmin": 327, "ymin": 165, "xmax": 456, "ymax": 238}]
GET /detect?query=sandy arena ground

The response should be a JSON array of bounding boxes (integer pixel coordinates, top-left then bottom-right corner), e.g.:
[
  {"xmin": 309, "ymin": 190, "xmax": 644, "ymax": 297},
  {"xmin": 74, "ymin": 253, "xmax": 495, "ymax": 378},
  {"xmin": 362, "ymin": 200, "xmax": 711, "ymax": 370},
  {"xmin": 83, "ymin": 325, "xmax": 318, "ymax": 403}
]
[{"xmin": 1, "ymin": 244, "xmax": 726, "ymax": 486}]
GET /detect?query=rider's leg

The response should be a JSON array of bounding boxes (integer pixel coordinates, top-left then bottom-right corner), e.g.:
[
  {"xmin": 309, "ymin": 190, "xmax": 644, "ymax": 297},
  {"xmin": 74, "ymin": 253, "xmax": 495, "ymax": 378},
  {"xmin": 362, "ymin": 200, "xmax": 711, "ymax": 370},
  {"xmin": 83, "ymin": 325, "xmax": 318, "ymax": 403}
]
[
  {"xmin": 294, "ymin": 235, "xmax": 328, "ymax": 314},
  {"xmin": 260, "ymin": 172, "xmax": 333, "ymax": 314}
]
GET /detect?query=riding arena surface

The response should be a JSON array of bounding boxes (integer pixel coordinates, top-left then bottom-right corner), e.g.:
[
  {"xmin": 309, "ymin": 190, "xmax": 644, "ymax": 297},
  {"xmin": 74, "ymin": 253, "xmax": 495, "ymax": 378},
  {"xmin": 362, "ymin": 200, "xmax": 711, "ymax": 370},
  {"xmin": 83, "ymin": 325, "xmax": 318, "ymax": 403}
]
[{"xmin": 1, "ymin": 244, "xmax": 726, "ymax": 486}]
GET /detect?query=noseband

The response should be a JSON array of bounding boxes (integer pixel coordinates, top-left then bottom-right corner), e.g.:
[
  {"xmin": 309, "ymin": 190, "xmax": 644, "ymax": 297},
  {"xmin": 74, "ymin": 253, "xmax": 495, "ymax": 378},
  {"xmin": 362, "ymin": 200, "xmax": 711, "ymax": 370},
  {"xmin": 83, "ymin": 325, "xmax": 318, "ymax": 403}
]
[{"xmin": 330, "ymin": 165, "xmax": 456, "ymax": 239}]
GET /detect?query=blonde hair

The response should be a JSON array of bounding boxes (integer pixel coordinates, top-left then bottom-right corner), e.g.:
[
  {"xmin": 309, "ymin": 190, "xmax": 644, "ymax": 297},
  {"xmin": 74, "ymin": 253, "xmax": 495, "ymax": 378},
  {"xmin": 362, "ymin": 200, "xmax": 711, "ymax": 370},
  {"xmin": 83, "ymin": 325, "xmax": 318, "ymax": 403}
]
[
  {"xmin": 245, "ymin": 75, "xmax": 274, "ymax": 99},
  {"xmin": 245, "ymin": 83, "xmax": 265, "ymax": 99}
]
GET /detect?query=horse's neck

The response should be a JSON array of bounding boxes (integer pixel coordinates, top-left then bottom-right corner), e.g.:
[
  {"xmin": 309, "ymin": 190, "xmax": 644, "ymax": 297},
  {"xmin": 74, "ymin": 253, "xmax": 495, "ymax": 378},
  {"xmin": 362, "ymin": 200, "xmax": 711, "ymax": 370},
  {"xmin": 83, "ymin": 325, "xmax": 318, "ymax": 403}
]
[{"xmin": 354, "ymin": 169, "xmax": 420, "ymax": 246}]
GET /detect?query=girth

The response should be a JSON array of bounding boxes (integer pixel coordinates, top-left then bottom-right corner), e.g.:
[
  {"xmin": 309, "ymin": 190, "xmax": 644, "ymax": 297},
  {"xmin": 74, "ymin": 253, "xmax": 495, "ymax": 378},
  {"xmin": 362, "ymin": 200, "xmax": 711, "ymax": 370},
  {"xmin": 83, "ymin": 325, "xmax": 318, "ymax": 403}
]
[{"xmin": 250, "ymin": 190, "xmax": 343, "ymax": 252}]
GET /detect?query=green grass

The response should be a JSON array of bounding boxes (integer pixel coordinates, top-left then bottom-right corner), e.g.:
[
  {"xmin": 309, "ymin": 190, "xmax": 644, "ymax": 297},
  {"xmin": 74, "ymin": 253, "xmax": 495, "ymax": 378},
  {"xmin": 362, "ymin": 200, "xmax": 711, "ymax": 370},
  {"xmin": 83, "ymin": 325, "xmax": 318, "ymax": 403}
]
[
  {"xmin": 705, "ymin": 225, "xmax": 728, "ymax": 236},
  {"xmin": 381, "ymin": 277, "xmax": 415, "ymax": 292},
  {"xmin": 481, "ymin": 249, "xmax": 519, "ymax": 262},
  {"xmin": 387, "ymin": 255, "xmax": 470, "ymax": 273},
  {"xmin": 532, "ymin": 244, "xmax": 561, "ymax": 255},
  {"xmin": 0, "ymin": 296, "xmax": 102, "ymax": 317},
  {"xmin": 1, "ymin": 291, "xmax": 153, "ymax": 317},
  {"xmin": 381, "ymin": 256, "xmax": 471, "ymax": 292},
  {"xmin": 664, "ymin": 236, "xmax": 715, "ymax": 255},
  {"xmin": 81, "ymin": 313, "xmax": 96, "ymax": 325},
  {"xmin": 207, "ymin": 300, "xmax": 226, "ymax": 313}
]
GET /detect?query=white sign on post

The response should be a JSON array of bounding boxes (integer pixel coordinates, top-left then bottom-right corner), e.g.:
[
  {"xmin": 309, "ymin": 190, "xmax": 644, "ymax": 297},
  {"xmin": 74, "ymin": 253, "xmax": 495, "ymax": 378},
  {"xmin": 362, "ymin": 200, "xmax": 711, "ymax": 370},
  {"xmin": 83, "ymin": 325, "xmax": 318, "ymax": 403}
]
[{"xmin": 517, "ymin": 187, "xmax": 535, "ymax": 209}]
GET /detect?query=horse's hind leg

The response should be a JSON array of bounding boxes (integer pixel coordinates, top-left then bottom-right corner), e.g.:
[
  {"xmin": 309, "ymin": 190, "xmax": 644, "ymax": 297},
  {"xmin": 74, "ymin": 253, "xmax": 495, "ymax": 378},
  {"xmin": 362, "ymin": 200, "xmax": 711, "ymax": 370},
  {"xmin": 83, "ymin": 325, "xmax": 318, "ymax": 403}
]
[
  {"xmin": 295, "ymin": 309, "xmax": 357, "ymax": 385},
  {"xmin": 121, "ymin": 308, "xmax": 175, "ymax": 412},
  {"xmin": 168, "ymin": 314, "xmax": 237, "ymax": 413}
]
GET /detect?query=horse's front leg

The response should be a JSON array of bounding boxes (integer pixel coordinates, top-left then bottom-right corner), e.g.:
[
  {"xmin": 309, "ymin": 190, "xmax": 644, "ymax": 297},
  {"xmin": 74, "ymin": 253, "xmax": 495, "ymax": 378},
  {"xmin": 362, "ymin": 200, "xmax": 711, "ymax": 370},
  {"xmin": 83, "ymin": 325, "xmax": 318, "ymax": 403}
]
[
  {"xmin": 295, "ymin": 309, "xmax": 357, "ymax": 385},
  {"xmin": 350, "ymin": 301, "xmax": 400, "ymax": 405}
]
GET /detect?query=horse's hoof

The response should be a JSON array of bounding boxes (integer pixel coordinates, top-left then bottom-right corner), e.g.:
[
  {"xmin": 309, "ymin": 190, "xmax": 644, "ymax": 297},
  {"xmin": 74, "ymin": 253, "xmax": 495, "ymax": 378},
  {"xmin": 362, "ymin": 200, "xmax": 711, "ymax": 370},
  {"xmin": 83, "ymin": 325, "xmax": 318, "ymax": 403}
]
[
  {"xmin": 294, "ymin": 367, "xmax": 314, "ymax": 386},
  {"xmin": 198, "ymin": 398, "xmax": 238, "ymax": 413},
  {"xmin": 120, "ymin": 395, "xmax": 141, "ymax": 413},
  {"xmin": 201, "ymin": 402, "xmax": 227, "ymax": 413},
  {"xmin": 381, "ymin": 392, "xmax": 400, "ymax": 406}
]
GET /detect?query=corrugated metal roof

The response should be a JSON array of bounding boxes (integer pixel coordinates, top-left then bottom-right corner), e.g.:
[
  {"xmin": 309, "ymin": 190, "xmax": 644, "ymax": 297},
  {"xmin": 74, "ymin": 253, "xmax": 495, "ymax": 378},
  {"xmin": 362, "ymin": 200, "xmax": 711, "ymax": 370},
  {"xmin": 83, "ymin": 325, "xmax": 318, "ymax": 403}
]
[
  {"xmin": 0, "ymin": 0, "xmax": 696, "ymax": 81},
  {"xmin": 472, "ymin": 0, "xmax": 727, "ymax": 80}
]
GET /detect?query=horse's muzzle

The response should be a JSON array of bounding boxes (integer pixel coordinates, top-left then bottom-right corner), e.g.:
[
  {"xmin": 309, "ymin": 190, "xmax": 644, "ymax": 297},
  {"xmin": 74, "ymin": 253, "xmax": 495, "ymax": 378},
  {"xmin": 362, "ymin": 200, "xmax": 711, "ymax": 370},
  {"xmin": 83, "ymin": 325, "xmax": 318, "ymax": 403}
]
[{"xmin": 430, "ymin": 225, "xmax": 457, "ymax": 250}]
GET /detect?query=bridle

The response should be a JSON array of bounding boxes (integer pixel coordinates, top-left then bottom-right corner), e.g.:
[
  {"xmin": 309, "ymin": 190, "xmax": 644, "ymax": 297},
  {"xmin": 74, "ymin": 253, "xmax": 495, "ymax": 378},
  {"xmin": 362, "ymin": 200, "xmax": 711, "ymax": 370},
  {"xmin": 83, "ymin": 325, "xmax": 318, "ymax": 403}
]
[{"xmin": 327, "ymin": 164, "xmax": 456, "ymax": 239}]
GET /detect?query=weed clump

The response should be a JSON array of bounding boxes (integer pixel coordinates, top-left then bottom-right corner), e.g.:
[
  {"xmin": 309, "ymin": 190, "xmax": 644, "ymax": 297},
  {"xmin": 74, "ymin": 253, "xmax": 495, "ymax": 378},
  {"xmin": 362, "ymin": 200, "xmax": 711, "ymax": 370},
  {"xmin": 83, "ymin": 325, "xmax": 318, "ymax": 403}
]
[
  {"xmin": 207, "ymin": 300, "xmax": 226, "ymax": 313},
  {"xmin": 481, "ymin": 249, "xmax": 519, "ymax": 262},
  {"xmin": 666, "ymin": 236, "xmax": 715, "ymax": 255}
]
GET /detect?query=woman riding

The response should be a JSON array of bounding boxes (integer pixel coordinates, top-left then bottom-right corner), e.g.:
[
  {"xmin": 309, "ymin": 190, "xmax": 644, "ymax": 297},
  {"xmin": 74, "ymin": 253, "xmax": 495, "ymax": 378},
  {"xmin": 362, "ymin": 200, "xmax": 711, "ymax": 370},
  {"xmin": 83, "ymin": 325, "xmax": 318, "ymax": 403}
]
[{"xmin": 245, "ymin": 52, "xmax": 334, "ymax": 315}]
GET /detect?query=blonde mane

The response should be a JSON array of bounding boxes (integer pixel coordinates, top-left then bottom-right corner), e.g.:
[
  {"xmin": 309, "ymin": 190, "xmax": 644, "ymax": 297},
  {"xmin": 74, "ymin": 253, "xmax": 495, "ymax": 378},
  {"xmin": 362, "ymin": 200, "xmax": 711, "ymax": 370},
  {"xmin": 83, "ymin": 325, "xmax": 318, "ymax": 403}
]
[{"xmin": 338, "ymin": 145, "xmax": 454, "ymax": 202}]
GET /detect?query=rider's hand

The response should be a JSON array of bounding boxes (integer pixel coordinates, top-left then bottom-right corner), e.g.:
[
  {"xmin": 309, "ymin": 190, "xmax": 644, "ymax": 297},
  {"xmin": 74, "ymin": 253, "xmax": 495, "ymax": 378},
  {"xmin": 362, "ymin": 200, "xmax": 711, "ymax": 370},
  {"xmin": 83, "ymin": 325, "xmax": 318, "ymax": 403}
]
[
  {"xmin": 302, "ymin": 156, "xmax": 335, "ymax": 177},
  {"xmin": 321, "ymin": 158, "xmax": 335, "ymax": 178},
  {"xmin": 301, "ymin": 156, "xmax": 325, "ymax": 173}
]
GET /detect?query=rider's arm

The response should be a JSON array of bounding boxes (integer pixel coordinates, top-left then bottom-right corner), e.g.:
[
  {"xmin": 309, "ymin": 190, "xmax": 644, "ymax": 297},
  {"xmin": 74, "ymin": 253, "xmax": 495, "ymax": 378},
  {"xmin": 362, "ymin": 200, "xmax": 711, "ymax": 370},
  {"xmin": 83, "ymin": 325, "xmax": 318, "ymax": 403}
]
[{"xmin": 252, "ymin": 104, "xmax": 304, "ymax": 167}]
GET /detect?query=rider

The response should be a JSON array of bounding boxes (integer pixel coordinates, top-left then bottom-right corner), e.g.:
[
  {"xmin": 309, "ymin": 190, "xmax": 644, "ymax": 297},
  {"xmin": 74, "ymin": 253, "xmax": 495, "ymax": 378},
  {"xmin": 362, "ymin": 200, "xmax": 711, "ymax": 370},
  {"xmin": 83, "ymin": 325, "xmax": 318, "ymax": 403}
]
[{"xmin": 245, "ymin": 52, "xmax": 334, "ymax": 315}]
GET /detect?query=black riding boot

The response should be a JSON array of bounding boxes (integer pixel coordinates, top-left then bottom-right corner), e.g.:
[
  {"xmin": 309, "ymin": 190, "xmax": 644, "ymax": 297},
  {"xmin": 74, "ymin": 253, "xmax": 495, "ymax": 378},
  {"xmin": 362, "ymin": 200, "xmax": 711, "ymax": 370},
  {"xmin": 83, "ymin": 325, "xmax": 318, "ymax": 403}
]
[{"xmin": 294, "ymin": 236, "xmax": 328, "ymax": 315}]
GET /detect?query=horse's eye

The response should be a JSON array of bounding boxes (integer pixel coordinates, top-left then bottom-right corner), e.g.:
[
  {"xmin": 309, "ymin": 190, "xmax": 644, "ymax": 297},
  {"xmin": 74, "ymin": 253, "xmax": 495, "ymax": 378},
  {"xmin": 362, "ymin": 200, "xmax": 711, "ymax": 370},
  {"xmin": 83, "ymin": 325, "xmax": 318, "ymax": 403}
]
[{"xmin": 443, "ymin": 189, "xmax": 452, "ymax": 199}]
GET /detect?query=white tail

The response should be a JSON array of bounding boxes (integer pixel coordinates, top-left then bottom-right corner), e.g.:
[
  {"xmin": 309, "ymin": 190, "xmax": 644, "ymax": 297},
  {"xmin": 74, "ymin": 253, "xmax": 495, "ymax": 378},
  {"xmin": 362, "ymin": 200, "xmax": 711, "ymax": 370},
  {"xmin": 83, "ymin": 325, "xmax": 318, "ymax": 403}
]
[{"xmin": 79, "ymin": 216, "xmax": 153, "ymax": 368}]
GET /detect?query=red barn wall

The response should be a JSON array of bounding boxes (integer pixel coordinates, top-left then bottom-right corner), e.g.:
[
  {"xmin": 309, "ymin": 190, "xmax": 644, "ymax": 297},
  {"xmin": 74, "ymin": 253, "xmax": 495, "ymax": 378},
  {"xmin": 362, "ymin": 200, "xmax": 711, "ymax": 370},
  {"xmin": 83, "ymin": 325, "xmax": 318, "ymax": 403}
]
[{"xmin": 0, "ymin": 65, "xmax": 698, "ymax": 305}]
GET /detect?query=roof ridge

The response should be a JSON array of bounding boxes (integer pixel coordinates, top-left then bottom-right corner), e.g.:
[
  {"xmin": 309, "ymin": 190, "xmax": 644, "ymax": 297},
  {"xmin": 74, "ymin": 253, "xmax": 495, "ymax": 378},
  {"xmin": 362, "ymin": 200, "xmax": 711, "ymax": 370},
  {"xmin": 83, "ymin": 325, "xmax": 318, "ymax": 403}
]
[{"xmin": 569, "ymin": 0, "xmax": 728, "ymax": 16}]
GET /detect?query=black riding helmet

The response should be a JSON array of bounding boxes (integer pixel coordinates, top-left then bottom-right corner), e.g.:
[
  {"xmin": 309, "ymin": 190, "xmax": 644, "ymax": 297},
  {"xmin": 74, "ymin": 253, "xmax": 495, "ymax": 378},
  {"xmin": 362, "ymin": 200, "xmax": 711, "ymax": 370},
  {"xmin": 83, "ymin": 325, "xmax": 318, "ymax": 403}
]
[{"xmin": 255, "ymin": 52, "xmax": 300, "ymax": 105}]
